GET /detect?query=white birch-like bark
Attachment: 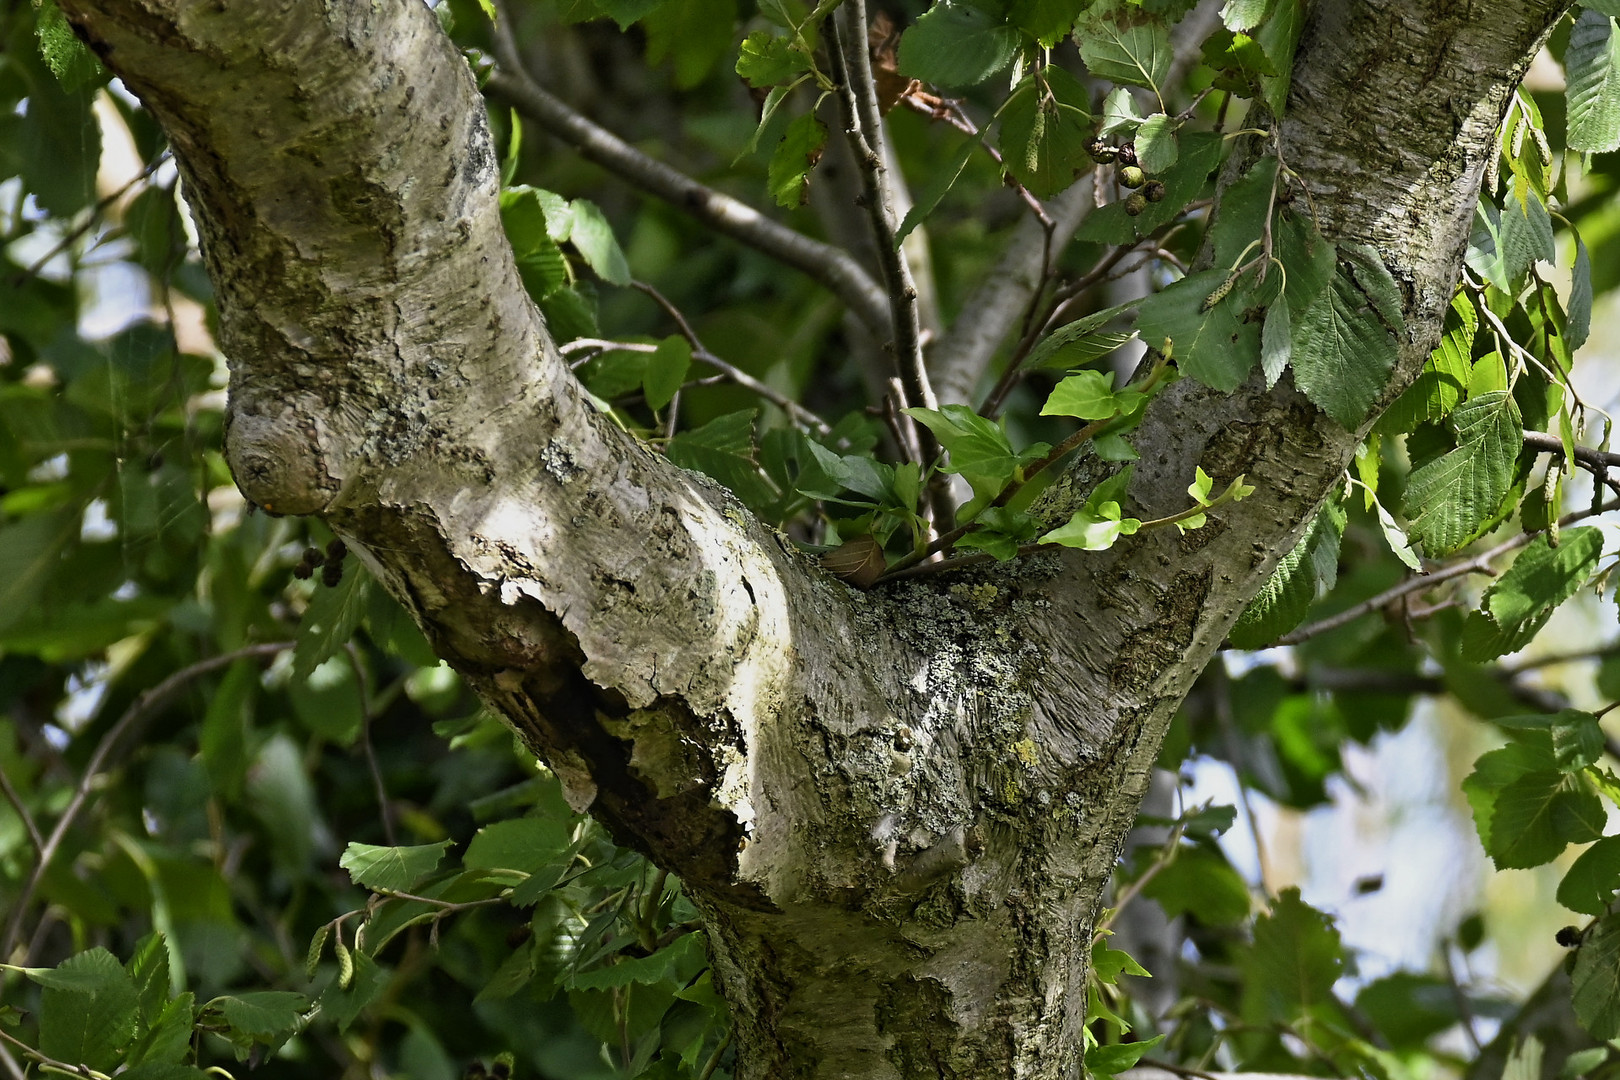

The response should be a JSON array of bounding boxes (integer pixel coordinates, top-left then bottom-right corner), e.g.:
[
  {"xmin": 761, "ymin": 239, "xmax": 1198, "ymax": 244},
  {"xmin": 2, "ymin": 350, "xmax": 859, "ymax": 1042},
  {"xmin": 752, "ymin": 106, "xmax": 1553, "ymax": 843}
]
[{"xmin": 61, "ymin": 1, "xmax": 1571, "ymax": 1076}]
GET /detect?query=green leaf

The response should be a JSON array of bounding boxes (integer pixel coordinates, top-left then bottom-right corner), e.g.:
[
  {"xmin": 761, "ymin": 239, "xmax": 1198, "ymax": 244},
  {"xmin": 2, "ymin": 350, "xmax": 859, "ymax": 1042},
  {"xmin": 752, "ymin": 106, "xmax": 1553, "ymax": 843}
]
[
  {"xmin": 200, "ymin": 660, "xmax": 256, "ymax": 800},
  {"xmin": 1007, "ymin": 0, "xmax": 1088, "ymax": 47},
  {"xmin": 1229, "ymin": 501, "xmax": 1344, "ymax": 648},
  {"xmin": 36, "ymin": 0, "xmax": 105, "ymax": 92},
  {"xmin": 1202, "ymin": 27, "xmax": 1280, "ymax": 99},
  {"xmin": 1467, "ymin": 194, "xmax": 1555, "ymax": 294},
  {"xmin": 1377, "ymin": 291, "xmax": 1474, "ymax": 434},
  {"xmin": 1259, "ymin": 293, "xmax": 1290, "ymax": 386},
  {"xmin": 292, "ymin": 563, "xmax": 371, "ymax": 680},
  {"xmin": 1220, "ymin": 0, "xmax": 1273, "ymax": 31},
  {"xmin": 0, "ymin": 510, "xmax": 76, "ymax": 634},
  {"xmin": 1571, "ymin": 231, "xmax": 1593, "ymax": 352},
  {"xmin": 898, "ymin": 0, "xmax": 1020, "ymax": 88},
  {"xmin": 585, "ymin": 0, "xmax": 669, "ymax": 29},
  {"xmin": 1207, "ymin": 157, "xmax": 1278, "ymax": 269},
  {"xmin": 568, "ymin": 199, "xmax": 632, "ymax": 286},
  {"xmin": 1459, "ymin": 529, "xmax": 1603, "ymax": 660},
  {"xmin": 997, "ymin": 67, "xmax": 1093, "ymax": 198},
  {"xmin": 1080, "ymin": 21, "xmax": 1172, "ymax": 95},
  {"xmin": 211, "ymin": 991, "xmax": 310, "ymax": 1040},
  {"xmin": 1024, "ymin": 300, "xmax": 1140, "ymax": 368},
  {"xmin": 769, "ymin": 111, "xmax": 828, "ymax": 208},
  {"xmin": 1401, "ymin": 391, "xmax": 1521, "ymax": 555},
  {"xmin": 904, "ymin": 404, "xmax": 1046, "ymax": 497},
  {"xmin": 1091, "ymin": 940, "xmax": 1150, "ymax": 983},
  {"xmin": 1289, "ymin": 258, "xmax": 1400, "ymax": 428},
  {"xmin": 1370, "ymin": 496, "xmax": 1423, "ymax": 571},
  {"xmin": 125, "ymin": 933, "xmax": 173, "ymax": 1026},
  {"xmin": 1040, "ymin": 466, "xmax": 1142, "ymax": 550},
  {"xmin": 1086, "ymin": 1034, "xmax": 1165, "ymax": 1077},
  {"xmin": 1488, "ymin": 770, "xmax": 1578, "ymax": 868},
  {"xmin": 896, "ymin": 136, "xmax": 978, "ymax": 244},
  {"xmin": 339, "ymin": 841, "xmax": 453, "ymax": 892},
  {"xmin": 1567, "ymin": 11, "xmax": 1620, "ymax": 154},
  {"xmin": 643, "ymin": 0, "xmax": 737, "ymax": 87},
  {"xmin": 463, "ymin": 816, "xmax": 574, "ymax": 872},
  {"xmin": 569, "ymin": 931, "xmax": 708, "ymax": 989},
  {"xmin": 1574, "ymin": 914, "xmax": 1620, "ymax": 1039},
  {"xmin": 1135, "ymin": 268, "xmax": 1259, "ymax": 392},
  {"xmin": 33, "ymin": 948, "xmax": 139, "ymax": 1072},
  {"xmin": 1241, "ymin": 887, "xmax": 1343, "ymax": 1024},
  {"xmin": 1561, "ymin": 837, "xmax": 1620, "ymax": 916},
  {"xmin": 319, "ymin": 949, "xmax": 388, "ymax": 1032},
  {"xmin": 1032, "ymin": 331, "xmax": 1138, "ymax": 371},
  {"xmin": 736, "ymin": 30, "xmax": 805, "ymax": 86},
  {"xmin": 666, "ymin": 410, "xmax": 775, "ymax": 509},
  {"xmin": 1098, "ymin": 86, "xmax": 1143, "ymax": 137},
  {"xmin": 124, "ymin": 994, "xmax": 197, "ymax": 1068},
  {"xmin": 1042, "ymin": 370, "xmax": 1122, "ymax": 420},
  {"xmin": 644, "ymin": 336, "xmax": 691, "ymax": 412},
  {"xmin": 1252, "ymin": 0, "xmax": 1303, "ymax": 114},
  {"xmin": 1134, "ymin": 112, "xmax": 1178, "ymax": 174},
  {"xmin": 1141, "ymin": 846, "xmax": 1251, "ymax": 924}
]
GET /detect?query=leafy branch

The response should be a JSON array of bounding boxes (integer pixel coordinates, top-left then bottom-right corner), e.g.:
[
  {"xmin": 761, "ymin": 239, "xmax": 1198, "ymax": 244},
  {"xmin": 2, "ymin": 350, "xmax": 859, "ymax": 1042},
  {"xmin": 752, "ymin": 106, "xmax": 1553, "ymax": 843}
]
[
  {"xmin": 483, "ymin": 1, "xmax": 891, "ymax": 335},
  {"xmin": 1275, "ymin": 494, "xmax": 1620, "ymax": 647}
]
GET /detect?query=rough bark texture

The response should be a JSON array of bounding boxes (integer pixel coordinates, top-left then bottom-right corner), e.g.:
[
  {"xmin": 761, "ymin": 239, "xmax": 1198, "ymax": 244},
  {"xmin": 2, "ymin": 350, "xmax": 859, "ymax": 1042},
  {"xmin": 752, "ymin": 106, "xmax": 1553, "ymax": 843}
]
[{"xmin": 62, "ymin": 1, "xmax": 1570, "ymax": 1077}]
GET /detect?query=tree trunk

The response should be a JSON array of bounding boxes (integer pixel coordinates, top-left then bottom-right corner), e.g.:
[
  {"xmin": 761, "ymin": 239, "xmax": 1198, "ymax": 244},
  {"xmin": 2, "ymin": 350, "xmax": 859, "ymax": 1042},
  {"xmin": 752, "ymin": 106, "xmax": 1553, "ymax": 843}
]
[{"xmin": 60, "ymin": 0, "xmax": 1570, "ymax": 1075}]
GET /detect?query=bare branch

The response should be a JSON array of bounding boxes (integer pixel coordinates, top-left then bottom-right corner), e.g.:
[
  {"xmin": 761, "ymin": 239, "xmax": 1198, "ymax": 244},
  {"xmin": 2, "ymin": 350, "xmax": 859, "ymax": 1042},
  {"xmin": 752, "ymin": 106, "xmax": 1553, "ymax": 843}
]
[
  {"xmin": 484, "ymin": 11, "xmax": 890, "ymax": 337},
  {"xmin": 825, "ymin": 0, "xmax": 953, "ymax": 527},
  {"xmin": 824, "ymin": 6, "xmax": 932, "ymax": 409}
]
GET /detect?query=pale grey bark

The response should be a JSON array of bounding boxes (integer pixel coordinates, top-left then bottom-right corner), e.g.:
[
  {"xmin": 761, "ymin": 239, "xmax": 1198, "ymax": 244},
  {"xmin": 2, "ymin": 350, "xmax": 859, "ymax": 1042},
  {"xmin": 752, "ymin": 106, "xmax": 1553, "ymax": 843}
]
[{"xmin": 62, "ymin": 1, "xmax": 1571, "ymax": 1077}]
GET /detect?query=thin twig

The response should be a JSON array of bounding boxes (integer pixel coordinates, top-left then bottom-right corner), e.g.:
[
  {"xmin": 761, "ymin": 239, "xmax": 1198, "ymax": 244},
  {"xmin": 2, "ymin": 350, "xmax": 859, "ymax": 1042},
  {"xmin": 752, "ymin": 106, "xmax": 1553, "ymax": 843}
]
[
  {"xmin": 7, "ymin": 152, "xmax": 171, "ymax": 287},
  {"xmin": 0, "ymin": 1041, "xmax": 23, "ymax": 1080},
  {"xmin": 0, "ymin": 762, "xmax": 43, "ymax": 856},
  {"xmin": 979, "ymin": 230, "xmax": 1176, "ymax": 418},
  {"xmin": 1441, "ymin": 940, "xmax": 1485, "ymax": 1055},
  {"xmin": 1276, "ymin": 498, "xmax": 1620, "ymax": 647},
  {"xmin": 1502, "ymin": 643, "xmax": 1620, "ymax": 675},
  {"xmin": 930, "ymin": 182, "xmax": 1094, "ymax": 407},
  {"xmin": 0, "ymin": 1011, "xmax": 113, "ymax": 1078},
  {"xmin": 344, "ymin": 644, "xmax": 397, "ymax": 847},
  {"xmin": 1, "ymin": 641, "xmax": 294, "ymax": 958},
  {"xmin": 482, "ymin": 6, "xmax": 889, "ymax": 335},
  {"xmin": 697, "ymin": 1031, "xmax": 734, "ymax": 1080},
  {"xmin": 631, "ymin": 280, "xmax": 832, "ymax": 435},
  {"xmin": 1524, "ymin": 429, "xmax": 1620, "ymax": 496}
]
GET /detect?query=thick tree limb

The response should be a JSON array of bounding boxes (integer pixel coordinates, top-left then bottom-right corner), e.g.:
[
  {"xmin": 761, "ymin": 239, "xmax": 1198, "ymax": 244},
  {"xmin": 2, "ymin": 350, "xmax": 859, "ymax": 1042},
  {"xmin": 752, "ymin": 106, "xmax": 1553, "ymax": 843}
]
[{"xmin": 61, "ymin": 1, "xmax": 1573, "ymax": 1077}]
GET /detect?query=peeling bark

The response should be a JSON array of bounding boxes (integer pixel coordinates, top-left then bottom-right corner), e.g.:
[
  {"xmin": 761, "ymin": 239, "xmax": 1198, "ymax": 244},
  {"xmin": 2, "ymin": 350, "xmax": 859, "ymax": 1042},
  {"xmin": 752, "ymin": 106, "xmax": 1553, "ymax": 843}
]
[{"xmin": 62, "ymin": 0, "xmax": 1571, "ymax": 1076}]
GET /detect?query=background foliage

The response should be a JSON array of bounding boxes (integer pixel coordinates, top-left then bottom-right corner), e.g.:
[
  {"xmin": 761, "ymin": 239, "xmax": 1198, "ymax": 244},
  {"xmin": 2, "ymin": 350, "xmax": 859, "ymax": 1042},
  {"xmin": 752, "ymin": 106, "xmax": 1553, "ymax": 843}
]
[{"xmin": 6, "ymin": 0, "xmax": 1620, "ymax": 1077}]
